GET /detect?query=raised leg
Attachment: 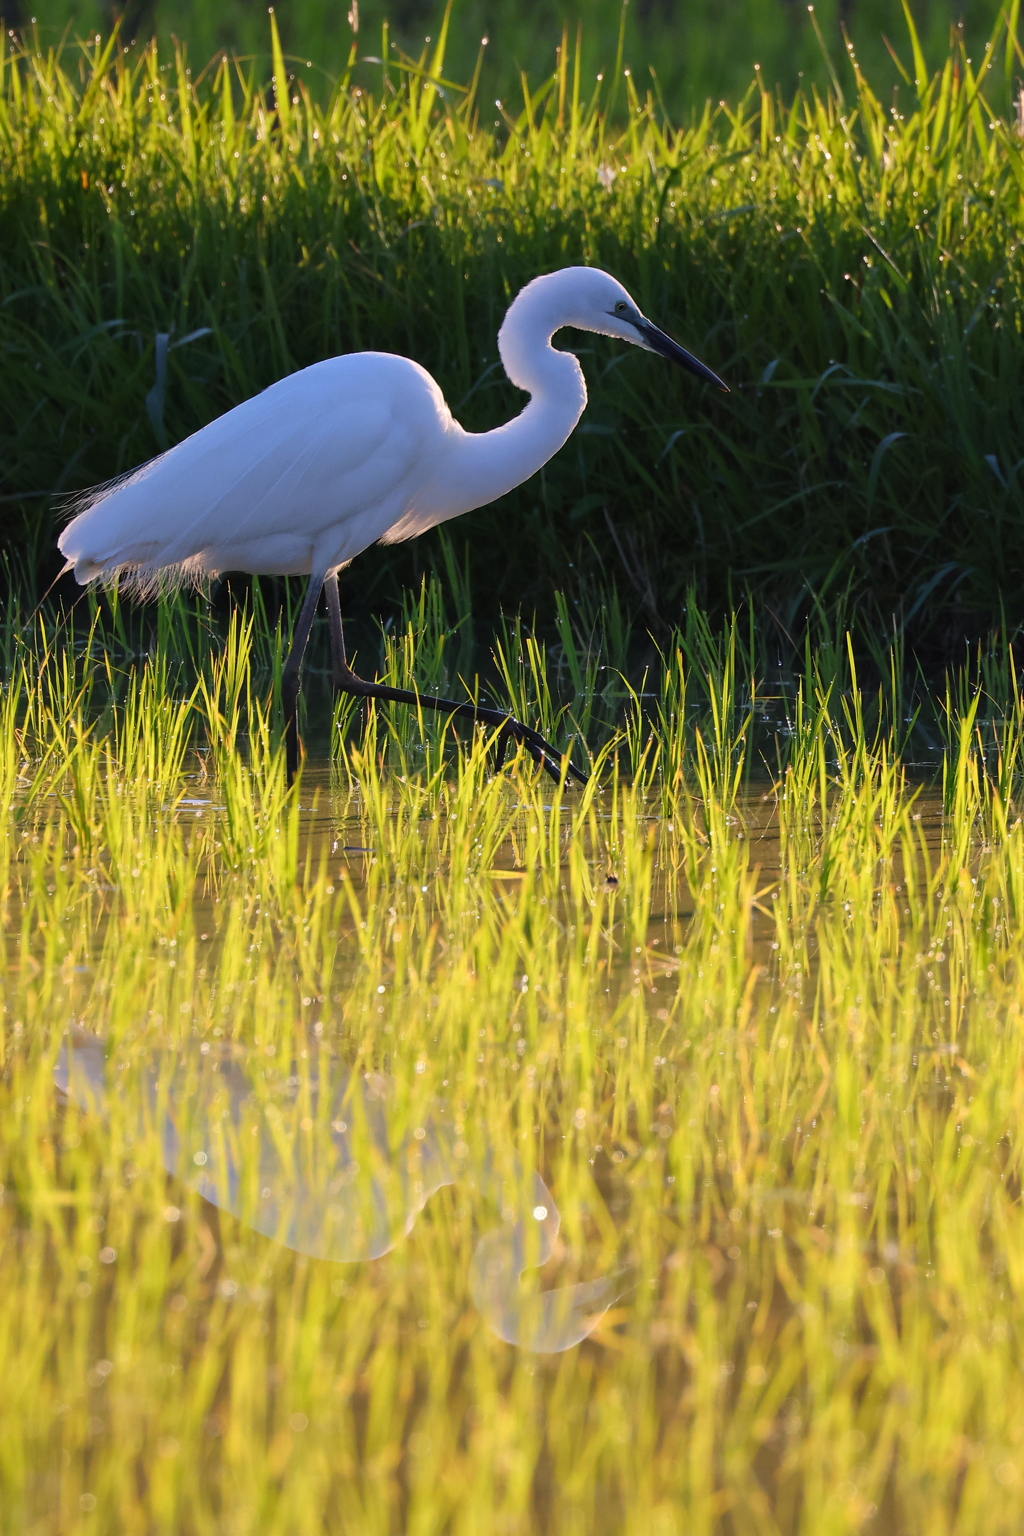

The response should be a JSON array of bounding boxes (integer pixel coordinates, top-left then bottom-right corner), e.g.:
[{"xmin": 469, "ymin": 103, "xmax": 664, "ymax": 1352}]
[
  {"xmin": 323, "ymin": 572, "xmax": 587, "ymax": 786},
  {"xmin": 282, "ymin": 570, "xmax": 327, "ymax": 781}
]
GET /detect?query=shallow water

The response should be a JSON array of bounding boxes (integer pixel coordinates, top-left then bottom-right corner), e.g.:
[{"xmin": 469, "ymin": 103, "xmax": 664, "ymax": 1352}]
[{"xmin": 2, "ymin": 752, "xmax": 1021, "ymax": 1535}]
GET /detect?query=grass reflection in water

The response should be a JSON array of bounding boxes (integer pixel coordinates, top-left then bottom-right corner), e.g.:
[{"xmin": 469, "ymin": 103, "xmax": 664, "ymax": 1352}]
[{"xmin": 4, "ymin": 608, "xmax": 1024, "ymax": 1533}]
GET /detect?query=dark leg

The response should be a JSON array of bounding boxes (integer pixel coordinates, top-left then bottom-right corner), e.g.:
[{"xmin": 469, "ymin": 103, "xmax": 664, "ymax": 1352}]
[
  {"xmin": 324, "ymin": 570, "xmax": 348, "ymax": 687},
  {"xmin": 282, "ymin": 570, "xmax": 327, "ymax": 781},
  {"xmin": 322, "ymin": 571, "xmax": 587, "ymax": 786}
]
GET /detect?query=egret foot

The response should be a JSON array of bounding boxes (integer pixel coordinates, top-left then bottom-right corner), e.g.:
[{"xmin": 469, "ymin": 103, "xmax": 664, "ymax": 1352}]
[
  {"xmin": 323, "ymin": 572, "xmax": 586, "ymax": 785},
  {"xmin": 334, "ymin": 667, "xmax": 587, "ymax": 786}
]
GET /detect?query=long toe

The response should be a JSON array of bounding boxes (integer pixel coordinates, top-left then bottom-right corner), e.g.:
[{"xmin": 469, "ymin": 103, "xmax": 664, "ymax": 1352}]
[
  {"xmin": 518, "ymin": 724, "xmax": 589, "ymax": 787},
  {"xmin": 532, "ymin": 742, "xmax": 565, "ymax": 785},
  {"xmin": 493, "ymin": 722, "xmax": 513, "ymax": 772},
  {"xmin": 503, "ymin": 718, "xmax": 588, "ymax": 787}
]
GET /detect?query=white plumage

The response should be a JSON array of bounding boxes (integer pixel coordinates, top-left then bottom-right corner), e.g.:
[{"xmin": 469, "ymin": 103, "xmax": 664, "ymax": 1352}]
[
  {"xmin": 59, "ymin": 266, "xmax": 726, "ymax": 779},
  {"xmin": 62, "ymin": 356, "xmax": 451, "ymax": 586}
]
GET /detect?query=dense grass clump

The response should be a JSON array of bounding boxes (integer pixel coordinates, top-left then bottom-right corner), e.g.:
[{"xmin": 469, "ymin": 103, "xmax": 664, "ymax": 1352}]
[{"xmin": 2, "ymin": 9, "xmax": 1024, "ymax": 644}]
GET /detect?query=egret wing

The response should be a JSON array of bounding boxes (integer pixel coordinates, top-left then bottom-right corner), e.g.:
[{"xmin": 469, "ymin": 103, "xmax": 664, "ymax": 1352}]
[{"xmin": 60, "ymin": 356, "xmax": 433, "ymax": 580}]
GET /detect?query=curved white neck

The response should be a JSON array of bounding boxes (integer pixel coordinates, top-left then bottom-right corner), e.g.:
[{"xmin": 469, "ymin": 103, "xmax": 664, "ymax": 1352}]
[{"xmin": 435, "ymin": 292, "xmax": 588, "ymax": 518}]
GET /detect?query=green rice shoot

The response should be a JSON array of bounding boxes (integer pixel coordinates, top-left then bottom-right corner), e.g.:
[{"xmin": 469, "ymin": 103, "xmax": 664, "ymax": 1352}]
[{"xmin": 4, "ymin": 593, "xmax": 1024, "ymax": 1533}]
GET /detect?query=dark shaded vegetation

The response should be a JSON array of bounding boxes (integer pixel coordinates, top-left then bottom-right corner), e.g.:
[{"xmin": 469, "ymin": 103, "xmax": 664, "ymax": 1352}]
[{"xmin": 1, "ymin": 8, "xmax": 1023, "ymax": 662}]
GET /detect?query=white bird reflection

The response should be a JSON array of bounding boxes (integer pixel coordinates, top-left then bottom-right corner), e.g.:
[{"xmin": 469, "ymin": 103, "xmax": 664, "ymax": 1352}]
[{"xmin": 55, "ymin": 1029, "xmax": 628, "ymax": 1353}]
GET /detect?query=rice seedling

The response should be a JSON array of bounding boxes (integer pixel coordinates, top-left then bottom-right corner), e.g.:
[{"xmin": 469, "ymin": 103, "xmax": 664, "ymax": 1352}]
[{"xmin": 3, "ymin": 594, "xmax": 1024, "ymax": 1533}]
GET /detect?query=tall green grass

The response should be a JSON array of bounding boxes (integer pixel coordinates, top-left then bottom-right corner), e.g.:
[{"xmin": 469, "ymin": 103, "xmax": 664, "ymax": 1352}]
[
  {"xmin": 6, "ymin": 600, "xmax": 1024, "ymax": 1531},
  {"xmin": 2, "ymin": 5, "xmax": 1024, "ymax": 647},
  {"xmin": 18, "ymin": 0, "xmax": 1018, "ymax": 123}
]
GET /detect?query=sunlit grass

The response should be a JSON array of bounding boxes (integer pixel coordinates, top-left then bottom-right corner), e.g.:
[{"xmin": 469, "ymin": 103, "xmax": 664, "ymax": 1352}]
[
  {"xmin": 3, "ymin": 596, "xmax": 1024, "ymax": 1532},
  {"xmin": 21, "ymin": 0, "xmax": 1013, "ymax": 122}
]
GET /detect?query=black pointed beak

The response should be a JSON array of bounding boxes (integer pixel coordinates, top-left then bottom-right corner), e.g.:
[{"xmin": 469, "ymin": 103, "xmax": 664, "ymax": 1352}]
[{"xmin": 630, "ymin": 317, "xmax": 729, "ymax": 392}]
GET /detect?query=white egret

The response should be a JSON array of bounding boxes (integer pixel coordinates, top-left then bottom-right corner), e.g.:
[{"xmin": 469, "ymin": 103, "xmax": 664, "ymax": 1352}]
[{"xmin": 58, "ymin": 266, "xmax": 727, "ymax": 780}]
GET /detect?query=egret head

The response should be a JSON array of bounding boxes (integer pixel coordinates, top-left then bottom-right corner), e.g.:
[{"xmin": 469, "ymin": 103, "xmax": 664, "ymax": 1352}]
[{"xmin": 500, "ymin": 266, "xmax": 728, "ymax": 393}]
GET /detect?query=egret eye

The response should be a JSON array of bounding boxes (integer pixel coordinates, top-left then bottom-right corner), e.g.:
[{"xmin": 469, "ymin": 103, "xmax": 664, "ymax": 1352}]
[{"xmin": 614, "ymin": 301, "xmax": 628, "ymax": 314}]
